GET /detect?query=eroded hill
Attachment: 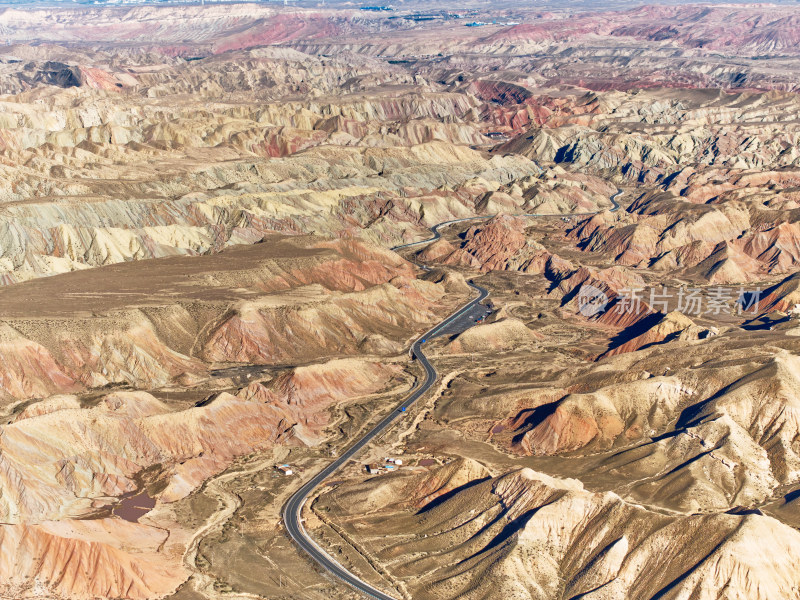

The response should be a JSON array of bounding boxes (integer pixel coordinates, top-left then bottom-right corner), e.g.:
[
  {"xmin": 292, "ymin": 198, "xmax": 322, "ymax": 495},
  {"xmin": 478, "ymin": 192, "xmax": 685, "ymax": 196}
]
[{"xmin": 1, "ymin": 2, "xmax": 800, "ymax": 600}]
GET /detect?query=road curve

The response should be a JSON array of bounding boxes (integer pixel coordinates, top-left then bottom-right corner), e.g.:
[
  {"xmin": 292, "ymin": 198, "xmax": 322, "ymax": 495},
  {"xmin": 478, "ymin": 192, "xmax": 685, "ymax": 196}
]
[
  {"xmin": 282, "ymin": 190, "xmax": 623, "ymax": 600},
  {"xmin": 392, "ymin": 189, "xmax": 622, "ymax": 251}
]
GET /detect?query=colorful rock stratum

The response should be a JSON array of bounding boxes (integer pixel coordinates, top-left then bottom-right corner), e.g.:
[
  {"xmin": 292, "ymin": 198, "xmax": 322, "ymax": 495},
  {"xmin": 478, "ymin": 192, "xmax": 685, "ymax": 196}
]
[{"xmin": 0, "ymin": 1, "xmax": 800, "ymax": 599}]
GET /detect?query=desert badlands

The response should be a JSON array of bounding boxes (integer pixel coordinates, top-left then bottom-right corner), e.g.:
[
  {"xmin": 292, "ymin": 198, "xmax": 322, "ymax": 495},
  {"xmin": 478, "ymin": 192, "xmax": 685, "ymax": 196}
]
[{"xmin": 0, "ymin": 1, "xmax": 799, "ymax": 599}]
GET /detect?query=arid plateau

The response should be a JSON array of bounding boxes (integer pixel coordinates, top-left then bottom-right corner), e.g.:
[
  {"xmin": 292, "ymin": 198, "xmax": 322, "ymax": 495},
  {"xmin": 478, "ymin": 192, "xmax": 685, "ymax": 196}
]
[{"xmin": 0, "ymin": 2, "xmax": 799, "ymax": 600}]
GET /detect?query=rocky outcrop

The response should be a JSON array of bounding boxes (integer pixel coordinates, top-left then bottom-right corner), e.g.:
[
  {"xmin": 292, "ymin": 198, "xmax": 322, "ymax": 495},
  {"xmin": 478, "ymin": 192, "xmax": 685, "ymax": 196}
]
[
  {"xmin": 487, "ymin": 339, "xmax": 800, "ymax": 513},
  {"xmin": 202, "ymin": 278, "xmax": 443, "ymax": 364},
  {"xmin": 317, "ymin": 457, "xmax": 490, "ymax": 514},
  {"xmin": 319, "ymin": 465, "xmax": 800, "ymax": 600},
  {"xmin": 511, "ymin": 375, "xmax": 691, "ymax": 455},
  {"xmin": 446, "ymin": 318, "xmax": 542, "ymax": 354},
  {"xmin": 602, "ymin": 311, "xmax": 714, "ymax": 357},
  {"xmin": 0, "ymin": 518, "xmax": 187, "ymax": 600}
]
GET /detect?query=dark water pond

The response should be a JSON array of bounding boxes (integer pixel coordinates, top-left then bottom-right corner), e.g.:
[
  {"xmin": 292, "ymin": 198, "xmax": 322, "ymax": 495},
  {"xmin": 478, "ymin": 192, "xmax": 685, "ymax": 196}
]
[{"xmin": 113, "ymin": 491, "xmax": 156, "ymax": 522}]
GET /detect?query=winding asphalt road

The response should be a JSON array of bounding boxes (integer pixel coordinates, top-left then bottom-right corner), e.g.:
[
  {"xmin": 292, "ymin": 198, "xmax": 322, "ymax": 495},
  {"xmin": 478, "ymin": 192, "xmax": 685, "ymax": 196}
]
[
  {"xmin": 282, "ymin": 190, "xmax": 622, "ymax": 600},
  {"xmin": 392, "ymin": 190, "xmax": 621, "ymax": 251}
]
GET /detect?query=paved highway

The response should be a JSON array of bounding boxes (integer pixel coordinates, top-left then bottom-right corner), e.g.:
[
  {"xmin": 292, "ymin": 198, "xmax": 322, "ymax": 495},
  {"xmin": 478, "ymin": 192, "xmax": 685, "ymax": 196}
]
[{"xmin": 282, "ymin": 190, "xmax": 623, "ymax": 600}]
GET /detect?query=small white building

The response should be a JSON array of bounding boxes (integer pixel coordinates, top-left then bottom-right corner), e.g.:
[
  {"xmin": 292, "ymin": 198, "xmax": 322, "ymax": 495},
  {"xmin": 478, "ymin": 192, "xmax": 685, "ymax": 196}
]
[{"xmin": 276, "ymin": 464, "xmax": 293, "ymax": 476}]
